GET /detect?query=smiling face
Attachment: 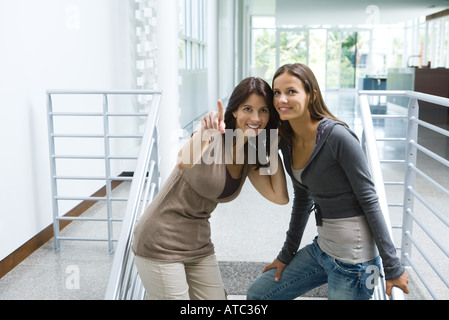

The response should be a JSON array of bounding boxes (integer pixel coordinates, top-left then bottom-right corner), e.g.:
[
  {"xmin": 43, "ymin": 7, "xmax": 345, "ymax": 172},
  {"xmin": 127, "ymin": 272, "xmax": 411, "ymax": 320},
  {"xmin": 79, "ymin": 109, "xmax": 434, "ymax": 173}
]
[
  {"xmin": 273, "ymin": 73, "xmax": 312, "ymax": 122},
  {"xmin": 232, "ymin": 93, "xmax": 270, "ymax": 137}
]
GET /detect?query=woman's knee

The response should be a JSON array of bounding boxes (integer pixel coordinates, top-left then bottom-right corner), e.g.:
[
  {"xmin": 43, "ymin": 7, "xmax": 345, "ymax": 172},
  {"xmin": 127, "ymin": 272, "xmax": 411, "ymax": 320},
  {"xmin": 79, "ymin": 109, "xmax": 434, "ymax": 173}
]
[
  {"xmin": 246, "ymin": 280, "xmax": 267, "ymax": 300},
  {"xmin": 246, "ymin": 270, "xmax": 277, "ymax": 300}
]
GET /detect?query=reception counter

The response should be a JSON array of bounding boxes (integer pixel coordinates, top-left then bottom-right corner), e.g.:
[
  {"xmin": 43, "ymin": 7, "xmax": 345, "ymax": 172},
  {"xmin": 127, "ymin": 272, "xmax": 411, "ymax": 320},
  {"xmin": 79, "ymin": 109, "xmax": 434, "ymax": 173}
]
[{"xmin": 387, "ymin": 68, "xmax": 449, "ymax": 125}]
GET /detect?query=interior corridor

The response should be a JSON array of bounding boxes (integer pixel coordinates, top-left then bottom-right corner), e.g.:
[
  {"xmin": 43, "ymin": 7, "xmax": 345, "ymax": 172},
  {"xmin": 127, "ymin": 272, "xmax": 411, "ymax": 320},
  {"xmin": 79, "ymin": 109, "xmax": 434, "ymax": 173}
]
[{"xmin": 1, "ymin": 91, "xmax": 447, "ymax": 300}]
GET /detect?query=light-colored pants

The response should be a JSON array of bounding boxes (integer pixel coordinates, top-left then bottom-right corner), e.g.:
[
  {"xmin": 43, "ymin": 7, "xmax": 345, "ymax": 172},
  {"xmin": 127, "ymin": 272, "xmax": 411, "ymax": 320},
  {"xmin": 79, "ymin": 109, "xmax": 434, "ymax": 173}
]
[{"xmin": 134, "ymin": 254, "xmax": 226, "ymax": 300}]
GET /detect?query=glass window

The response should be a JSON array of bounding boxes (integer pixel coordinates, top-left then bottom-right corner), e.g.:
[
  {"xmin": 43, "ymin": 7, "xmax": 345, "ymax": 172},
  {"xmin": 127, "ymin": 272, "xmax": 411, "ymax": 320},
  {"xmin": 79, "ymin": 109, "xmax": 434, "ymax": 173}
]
[
  {"xmin": 179, "ymin": 39, "xmax": 186, "ymax": 69},
  {"xmin": 278, "ymin": 30, "xmax": 308, "ymax": 67},
  {"xmin": 178, "ymin": 0, "xmax": 208, "ymax": 129},
  {"xmin": 179, "ymin": 0, "xmax": 206, "ymax": 71},
  {"xmin": 250, "ymin": 16, "xmax": 277, "ymax": 83},
  {"xmin": 252, "ymin": 16, "xmax": 276, "ymax": 28},
  {"xmin": 249, "ymin": 15, "xmax": 416, "ymax": 90},
  {"xmin": 250, "ymin": 28, "xmax": 276, "ymax": 82},
  {"xmin": 326, "ymin": 31, "xmax": 340, "ymax": 89}
]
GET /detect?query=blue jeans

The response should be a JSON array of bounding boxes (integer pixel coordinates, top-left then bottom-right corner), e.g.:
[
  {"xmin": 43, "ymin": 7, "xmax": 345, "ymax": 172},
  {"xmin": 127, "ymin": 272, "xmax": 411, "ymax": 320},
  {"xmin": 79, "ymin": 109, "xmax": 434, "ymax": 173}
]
[{"xmin": 247, "ymin": 237, "xmax": 381, "ymax": 300}]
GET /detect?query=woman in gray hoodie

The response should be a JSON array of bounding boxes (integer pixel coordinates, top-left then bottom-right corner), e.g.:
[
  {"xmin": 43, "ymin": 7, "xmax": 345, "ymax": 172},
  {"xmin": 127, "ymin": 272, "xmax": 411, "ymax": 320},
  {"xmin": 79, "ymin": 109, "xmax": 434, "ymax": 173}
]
[{"xmin": 247, "ymin": 63, "xmax": 409, "ymax": 300}]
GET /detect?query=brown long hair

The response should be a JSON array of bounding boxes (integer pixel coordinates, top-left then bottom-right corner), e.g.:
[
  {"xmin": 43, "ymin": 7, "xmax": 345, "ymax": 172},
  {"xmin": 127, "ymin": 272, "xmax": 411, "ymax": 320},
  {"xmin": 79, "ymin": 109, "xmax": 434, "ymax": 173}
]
[
  {"xmin": 272, "ymin": 63, "xmax": 347, "ymax": 142},
  {"xmin": 224, "ymin": 77, "xmax": 280, "ymax": 169}
]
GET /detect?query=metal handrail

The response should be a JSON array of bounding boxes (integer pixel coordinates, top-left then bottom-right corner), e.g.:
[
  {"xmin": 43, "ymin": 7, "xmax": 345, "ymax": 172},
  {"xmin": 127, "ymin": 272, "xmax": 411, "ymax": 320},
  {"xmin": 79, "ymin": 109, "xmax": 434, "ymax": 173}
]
[
  {"xmin": 104, "ymin": 92, "xmax": 162, "ymax": 300},
  {"xmin": 359, "ymin": 90, "xmax": 449, "ymax": 300},
  {"xmin": 359, "ymin": 93, "xmax": 404, "ymax": 300},
  {"xmin": 47, "ymin": 90, "xmax": 161, "ymax": 253}
]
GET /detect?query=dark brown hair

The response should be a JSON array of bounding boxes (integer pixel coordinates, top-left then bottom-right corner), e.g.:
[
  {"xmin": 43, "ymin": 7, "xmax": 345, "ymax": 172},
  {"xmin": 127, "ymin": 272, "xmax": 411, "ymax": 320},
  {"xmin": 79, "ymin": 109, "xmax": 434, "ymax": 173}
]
[
  {"xmin": 272, "ymin": 63, "xmax": 346, "ymax": 142},
  {"xmin": 224, "ymin": 77, "xmax": 280, "ymax": 169}
]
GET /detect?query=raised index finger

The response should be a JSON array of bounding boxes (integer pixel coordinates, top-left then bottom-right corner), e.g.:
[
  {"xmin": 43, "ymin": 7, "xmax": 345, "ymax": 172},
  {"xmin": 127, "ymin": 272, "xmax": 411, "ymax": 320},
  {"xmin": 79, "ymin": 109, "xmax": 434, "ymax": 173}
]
[{"xmin": 217, "ymin": 100, "xmax": 224, "ymax": 121}]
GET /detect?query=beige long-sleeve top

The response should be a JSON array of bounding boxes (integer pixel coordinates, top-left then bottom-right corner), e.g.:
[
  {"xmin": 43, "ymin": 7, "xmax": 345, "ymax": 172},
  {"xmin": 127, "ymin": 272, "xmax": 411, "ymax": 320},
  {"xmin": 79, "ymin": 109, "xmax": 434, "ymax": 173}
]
[{"xmin": 132, "ymin": 139, "xmax": 249, "ymax": 262}]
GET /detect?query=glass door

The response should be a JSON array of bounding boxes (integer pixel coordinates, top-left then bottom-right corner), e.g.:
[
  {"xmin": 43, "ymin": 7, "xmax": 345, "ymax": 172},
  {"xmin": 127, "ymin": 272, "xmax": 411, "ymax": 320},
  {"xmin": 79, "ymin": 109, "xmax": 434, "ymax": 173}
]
[
  {"xmin": 276, "ymin": 29, "xmax": 309, "ymax": 68},
  {"xmin": 326, "ymin": 30, "xmax": 341, "ymax": 90},
  {"xmin": 249, "ymin": 18, "xmax": 372, "ymax": 90},
  {"xmin": 308, "ymin": 29, "xmax": 327, "ymax": 90},
  {"xmin": 326, "ymin": 30, "xmax": 371, "ymax": 90}
]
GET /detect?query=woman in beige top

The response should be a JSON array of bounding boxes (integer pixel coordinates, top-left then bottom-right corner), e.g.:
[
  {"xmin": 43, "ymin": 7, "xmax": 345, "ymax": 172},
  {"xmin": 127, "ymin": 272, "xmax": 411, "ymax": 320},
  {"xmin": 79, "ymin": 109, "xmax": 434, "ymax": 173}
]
[{"xmin": 132, "ymin": 77, "xmax": 289, "ymax": 300}]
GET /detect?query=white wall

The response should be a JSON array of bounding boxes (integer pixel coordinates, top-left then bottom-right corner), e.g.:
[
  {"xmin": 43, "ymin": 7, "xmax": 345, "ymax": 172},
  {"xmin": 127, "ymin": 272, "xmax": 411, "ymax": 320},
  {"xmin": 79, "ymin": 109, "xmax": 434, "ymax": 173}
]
[
  {"xmin": 218, "ymin": 0, "xmax": 236, "ymax": 102},
  {"xmin": 207, "ymin": 0, "xmax": 219, "ymax": 112},
  {"xmin": 0, "ymin": 0, "xmax": 136, "ymax": 260},
  {"xmin": 155, "ymin": 0, "xmax": 180, "ymax": 183}
]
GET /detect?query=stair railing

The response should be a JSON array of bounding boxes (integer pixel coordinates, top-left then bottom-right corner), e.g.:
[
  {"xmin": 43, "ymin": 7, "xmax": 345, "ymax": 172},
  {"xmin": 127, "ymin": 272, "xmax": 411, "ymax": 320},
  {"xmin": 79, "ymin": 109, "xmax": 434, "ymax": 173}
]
[
  {"xmin": 359, "ymin": 90, "xmax": 449, "ymax": 300},
  {"xmin": 103, "ymin": 91, "xmax": 161, "ymax": 300}
]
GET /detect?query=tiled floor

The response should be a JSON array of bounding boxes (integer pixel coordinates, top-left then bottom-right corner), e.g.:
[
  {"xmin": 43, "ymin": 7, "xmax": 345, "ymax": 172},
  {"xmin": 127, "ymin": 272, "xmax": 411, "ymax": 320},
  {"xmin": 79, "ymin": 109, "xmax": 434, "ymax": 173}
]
[
  {"xmin": 0, "ymin": 91, "xmax": 448, "ymax": 300},
  {"xmin": 0, "ymin": 182, "xmax": 129, "ymax": 300}
]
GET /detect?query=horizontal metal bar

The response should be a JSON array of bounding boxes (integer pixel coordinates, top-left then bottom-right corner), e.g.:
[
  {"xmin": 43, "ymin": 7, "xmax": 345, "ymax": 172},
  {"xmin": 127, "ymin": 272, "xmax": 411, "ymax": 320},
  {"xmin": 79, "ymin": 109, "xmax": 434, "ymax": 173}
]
[
  {"xmin": 54, "ymin": 176, "xmax": 106, "ymax": 180},
  {"xmin": 109, "ymin": 156, "xmax": 138, "ymax": 160},
  {"xmin": 53, "ymin": 155, "xmax": 105, "ymax": 159},
  {"xmin": 405, "ymin": 209, "xmax": 449, "ymax": 259},
  {"xmin": 52, "ymin": 134, "xmax": 144, "ymax": 139},
  {"xmin": 55, "ymin": 196, "xmax": 128, "ymax": 201},
  {"xmin": 50, "ymin": 112, "xmax": 103, "ymax": 117},
  {"xmin": 47, "ymin": 89, "xmax": 162, "ymax": 95},
  {"xmin": 54, "ymin": 176, "xmax": 133, "ymax": 181},
  {"xmin": 52, "ymin": 155, "xmax": 138, "ymax": 160},
  {"xmin": 57, "ymin": 237, "xmax": 118, "ymax": 242},
  {"xmin": 52, "ymin": 134, "xmax": 104, "ymax": 138},
  {"xmin": 380, "ymin": 159, "xmax": 406, "ymax": 163},
  {"xmin": 403, "ymin": 253, "xmax": 439, "ymax": 300},
  {"xmin": 359, "ymin": 90, "xmax": 449, "ymax": 108},
  {"xmin": 407, "ymin": 91, "xmax": 449, "ymax": 108},
  {"xmin": 408, "ymin": 187, "xmax": 449, "ymax": 228},
  {"xmin": 384, "ymin": 182, "xmax": 404, "ymax": 186},
  {"xmin": 56, "ymin": 217, "xmax": 123, "ymax": 222},
  {"xmin": 359, "ymin": 90, "xmax": 409, "ymax": 96},
  {"xmin": 376, "ymin": 137, "xmax": 407, "ymax": 142},
  {"xmin": 411, "ymin": 117, "xmax": 449, "ymax": 139},
  {"xmin": 409, "ymin": 164, "xmax": 449, "ymax": 198},
  {"xmin": 105, "ymin": 113, "xmax": 149, "ymax": 117},
  {"xmin": 404, "ymin": 231, "xmax": 449, "ymax": 291},
  {"xmin": 371, "ymin": 114, "xmax": 407, "ymax": 119},
  {"xmin": 56, "ymin": 196, "xmax": 106, "ymax": 201},
  {"xmin": 49, "ymin": 112, "xmax": 149, "ymax": 117},
  {"xmin": 388, "ymin": 203, "xmax": 404, "ymax": 207},
  {"xmin": 108, "ymin": 135, "xmax": 143, "ymax": 139},
  {"xmin": 410, "ymin": 141, "xmax": 449, "ymax": 168},
  {"xmin": 110, "ymin": 176, "xmax": 134, "ymax": 181}
]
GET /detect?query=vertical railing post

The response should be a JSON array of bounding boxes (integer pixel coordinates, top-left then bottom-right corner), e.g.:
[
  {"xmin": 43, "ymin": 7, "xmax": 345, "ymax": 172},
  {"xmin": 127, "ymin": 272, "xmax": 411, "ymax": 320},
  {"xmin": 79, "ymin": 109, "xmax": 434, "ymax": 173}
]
[
  {"xmin": 47, "ymin": 93, "xmax": 61, "ymax": 252},
  {"xmin": 102, "ymin": 94, "xmax": 114, "ymax": 253},
  {"xmin": 150, "ymin": 100, "xmax": 161, "ymax": 194},
  {"xmin": 401, "ymin": 97, "xmax": 419, "ymax": 266}
]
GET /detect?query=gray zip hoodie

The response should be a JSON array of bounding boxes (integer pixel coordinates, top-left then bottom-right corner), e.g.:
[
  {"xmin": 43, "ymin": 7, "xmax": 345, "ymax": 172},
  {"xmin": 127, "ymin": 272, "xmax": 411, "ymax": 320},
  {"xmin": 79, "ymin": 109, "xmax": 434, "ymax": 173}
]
[{"xmin": 278, "ymin": 118, "xmax": 404, "ymax": 280}]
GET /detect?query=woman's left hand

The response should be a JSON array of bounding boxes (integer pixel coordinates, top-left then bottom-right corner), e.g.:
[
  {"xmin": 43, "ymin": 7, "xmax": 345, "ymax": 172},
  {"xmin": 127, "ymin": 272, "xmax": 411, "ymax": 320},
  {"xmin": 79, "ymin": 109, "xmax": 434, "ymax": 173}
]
[{"xmin": 385, "ymin": 270, "xmax": 410, "ymax": 298}]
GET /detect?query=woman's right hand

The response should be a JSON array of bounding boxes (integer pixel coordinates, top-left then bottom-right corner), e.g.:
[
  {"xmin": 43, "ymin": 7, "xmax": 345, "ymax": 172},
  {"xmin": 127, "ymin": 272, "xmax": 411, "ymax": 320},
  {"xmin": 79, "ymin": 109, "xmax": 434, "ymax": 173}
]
[
  {"xmin": 263, "ymin": 258, "xmax": 286, "ymax": 282},
  {"xmin": 178, "ymin": 100, "xmax": 225, "ymax": 170},
  {"xmin": 201, "ymin": 100, "xmax": 226, "ymax": 136}
]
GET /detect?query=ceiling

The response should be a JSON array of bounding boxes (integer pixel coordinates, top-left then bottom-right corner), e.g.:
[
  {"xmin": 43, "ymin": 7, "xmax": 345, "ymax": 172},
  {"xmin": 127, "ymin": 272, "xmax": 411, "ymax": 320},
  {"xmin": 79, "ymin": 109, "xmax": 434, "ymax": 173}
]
[{"xmin": 251, "ymin": 0, "xmax": 449, "ymax": 25}]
